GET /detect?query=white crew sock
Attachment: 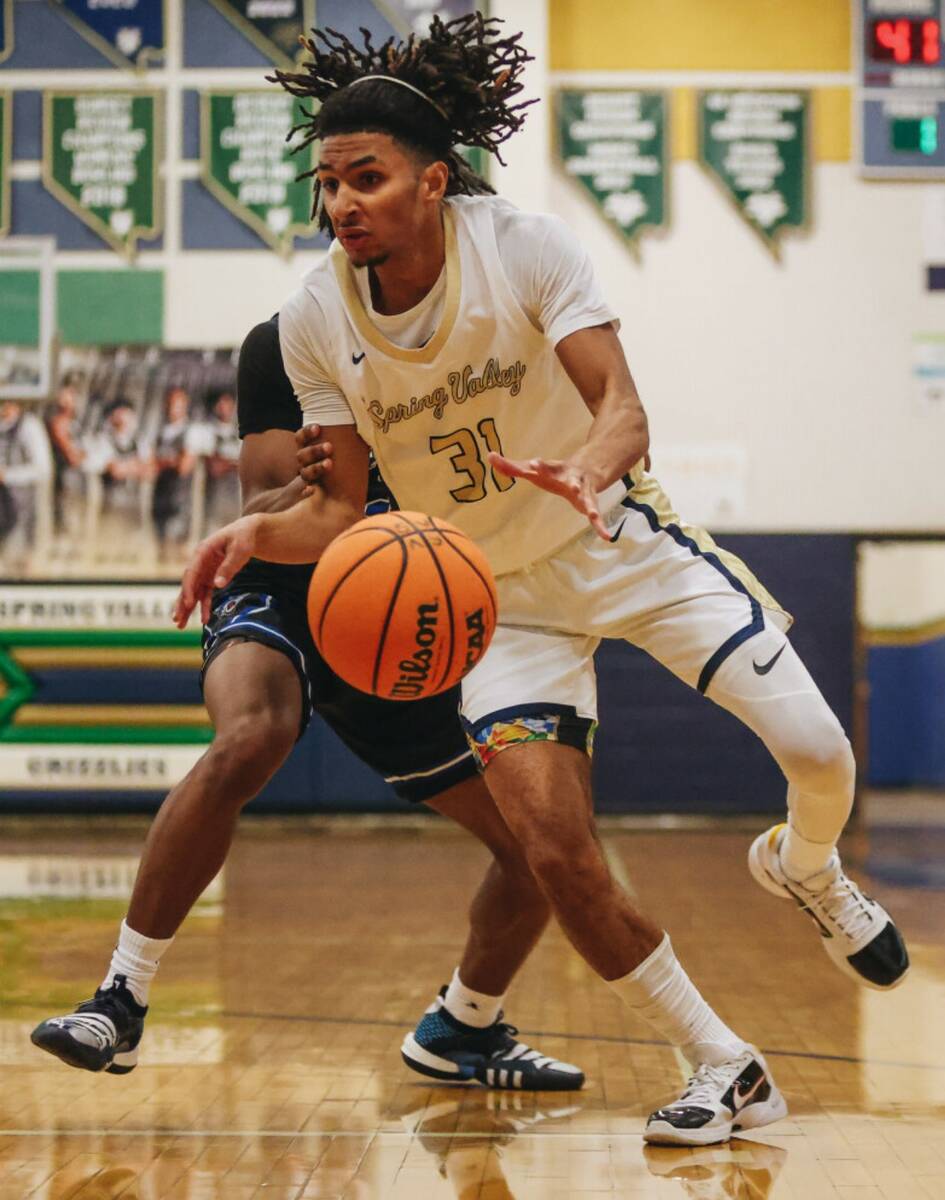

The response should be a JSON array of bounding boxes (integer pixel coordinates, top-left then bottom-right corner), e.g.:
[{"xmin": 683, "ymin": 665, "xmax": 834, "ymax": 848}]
[
  {"xmin": 100, "ymin": 920, "xmax": 174, "ymax": 1007},
  {"xmin": 443, "ymin": 968, "xmax": 504, "ymax": 1029},
  {"xmin": 606, "ymin": 934, "xmax": 750, "ymax": 1068},
  {"xmin": 781, "ymin": 817, "xmax": 836, "ymax": 882}
]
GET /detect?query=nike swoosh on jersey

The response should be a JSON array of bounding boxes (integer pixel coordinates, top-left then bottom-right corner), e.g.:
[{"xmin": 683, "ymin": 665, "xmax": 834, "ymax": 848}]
[
  {"xmin": 352, "ymin": 351, "xmax": 365, "ymax": 364},
  {"xmin": 753, "ymin": 645, "xmax": 786, "ymax": 676},
  {"xmin": 608, "ymin": 517, "xmax": 627, "ymax": 543}
]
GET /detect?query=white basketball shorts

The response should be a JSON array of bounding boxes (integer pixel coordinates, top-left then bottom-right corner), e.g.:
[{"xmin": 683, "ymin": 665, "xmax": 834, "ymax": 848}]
[{"xmin": 461, "ymin": 473, "xmax": 791, "ymax": 767}]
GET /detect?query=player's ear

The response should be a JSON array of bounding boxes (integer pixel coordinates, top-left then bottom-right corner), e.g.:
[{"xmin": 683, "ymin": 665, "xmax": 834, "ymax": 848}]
[{"xmin": 420, "ymin": 159, "xmax": 449, "ymax": 203}]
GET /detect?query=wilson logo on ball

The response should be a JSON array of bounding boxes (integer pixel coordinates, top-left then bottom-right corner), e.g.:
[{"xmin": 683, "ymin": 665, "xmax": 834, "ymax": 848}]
[
  {"xmin": 307, "ymin": 512, "xmax": 497, "ymax": 700},
  {"xmin": 392, "ymin": 601, "xmax": 441, "ymax": 699}
]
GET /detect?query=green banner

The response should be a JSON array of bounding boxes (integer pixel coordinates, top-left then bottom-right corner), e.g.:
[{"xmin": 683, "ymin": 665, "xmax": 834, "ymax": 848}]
[
  {"xmin": 201, "ymin": 90, "xmax": 317, "ymax": 254},
  {"xmin": 0, "ymin": 93, "xmax": 9, "ymax": 238},
  {"xmin": 699, "ymin": 90, "xmax": 809, "ymax": 251},
  {"xmin": 556, "ymin": 89, "xmax": 668, "ymax": 249},
  {"xmin": 42, "ymin": 91, "xmax": 161, "ymax": 258},
  {"xmin": 206, "ymin": 0, "xmax": 314, "ymax": 66}
]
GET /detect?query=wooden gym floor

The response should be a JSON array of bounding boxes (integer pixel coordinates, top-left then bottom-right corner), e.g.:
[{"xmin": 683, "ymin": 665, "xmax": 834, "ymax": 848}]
[{"xmin": 1, "ymin": 806, "xmax": 944, "ymax": 1199}]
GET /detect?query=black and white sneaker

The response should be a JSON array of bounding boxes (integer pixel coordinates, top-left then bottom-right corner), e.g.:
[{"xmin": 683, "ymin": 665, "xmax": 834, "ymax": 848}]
[
  {"xmin": 644, "ymin": 1050, "xmax": 787, "ymax": 1146},
  {"xmin": 30, "ymin": 975, "xmax": 146, "ymax": 1074},
  {"xmin": 402, "ymin": 988, "xmax": 585, "ymax": 1091},
  {"xmin": 749, "ymin": 823, "xmax": 909, "ymax": 990}
]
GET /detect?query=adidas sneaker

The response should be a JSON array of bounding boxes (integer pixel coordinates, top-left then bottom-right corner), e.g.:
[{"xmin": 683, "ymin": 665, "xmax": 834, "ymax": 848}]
[
  {"xmin": 644, "ymin": 1050, "xmax": 787, "ymax": 1147},
  {"xmin": 402, "ymin": 988, "xmax": 584, "ymax": 1091},
  {"xmin": 30, "ymin": 975, "xmax": 146, "ymax": 1074},
  {"xmin": 749, "ymin": 823, "xmax": 909, "ymax": 990}
]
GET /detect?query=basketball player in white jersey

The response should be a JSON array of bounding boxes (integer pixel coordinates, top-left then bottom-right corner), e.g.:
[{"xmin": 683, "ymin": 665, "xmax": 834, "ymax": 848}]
[{"xmin": 176, "ymin": 14, "xmax": 908, "ymax": 1145}]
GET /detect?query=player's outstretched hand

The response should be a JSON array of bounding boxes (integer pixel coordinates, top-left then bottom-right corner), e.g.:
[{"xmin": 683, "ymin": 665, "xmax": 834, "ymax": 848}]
[
  {"xmin": 296, "ymin": 424, "xmax": 333, "ymax": 494},
  {"xmin": 487, "ymin": 452, "xmax": 611, "ymax": 542},
  {"xmin": 173, "ymin": 516, "xmax": 261, "ymax": 629}
]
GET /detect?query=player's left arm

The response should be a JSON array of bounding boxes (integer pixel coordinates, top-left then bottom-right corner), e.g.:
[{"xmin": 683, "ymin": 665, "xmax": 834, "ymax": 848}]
[{"xmin": 488, "ymin": 323, "xmax": 649, "ymax": 541}]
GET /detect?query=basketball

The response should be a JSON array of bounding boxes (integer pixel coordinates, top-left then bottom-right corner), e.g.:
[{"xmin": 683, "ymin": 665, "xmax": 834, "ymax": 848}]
[{"xmin": 307, "ymin": 511, "xmax": 498, "ymax": 700}]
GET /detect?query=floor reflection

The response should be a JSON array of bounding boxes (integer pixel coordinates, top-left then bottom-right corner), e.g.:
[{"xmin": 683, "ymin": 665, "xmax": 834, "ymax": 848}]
[
  {"xmin": 2, "ymin": 1124, "xmax": 792, "ymax": 1199},
  {"xmin": 395, "ymin": 1091, "xmax": 585, "ymax": 1199},
  {"xmin": 644, "ymin": 1139, "xmax": 787, "ymax": 1200}
]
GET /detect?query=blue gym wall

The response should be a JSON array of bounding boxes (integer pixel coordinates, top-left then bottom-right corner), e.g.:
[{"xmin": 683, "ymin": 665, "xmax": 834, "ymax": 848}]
[{"xmin": 867, "ymin": 633, "xmax": 945, "ymax": 789}]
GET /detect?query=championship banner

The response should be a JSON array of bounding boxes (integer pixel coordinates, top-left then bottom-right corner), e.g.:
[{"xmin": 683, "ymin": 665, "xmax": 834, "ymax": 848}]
[
  {"xmin": 51, "ymin": 0, "xmax": 166, "ymax": 69},
  {"xmin": 0, "ymin": 0, "xmax": 13, "ymax": 66},
  {"xmin": 42, "ymin": 91, "xmax": 162, "ymax": 259},
  {"xmin": 205, "ymin": 0, "xmax": 315, "ymax": 67},
  {"xmin": 376, "ymin": 0, "xmax": 490, "ymax": 36},
  {"xmin": 698, "ymin": 90, "xmax": 809, "ymax": 253},
  {"xmin": 0, "ymin": 93, "xmax": 9, "ymax": 239},
  {"xmin": 556, "ymin": 89, "xmax": 668, "ymax": 250},
  {"xmin": 201, "ymin": 90, "xmax": 316, "ymax": 254}
]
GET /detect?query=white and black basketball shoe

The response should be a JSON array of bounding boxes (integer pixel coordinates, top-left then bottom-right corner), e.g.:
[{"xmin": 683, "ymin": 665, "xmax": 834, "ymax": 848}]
[
  {"xmin": 749, "ymin": 823, "xmax": 909, "ymax": 990},
  {"xmin": 644, "ymin": 1049, "xmax": 787, "ymax": 1146},
  {"xmin": 402, "ymin": 988, "xmax": 585, "ymax": 1091},
  {"xmin": 30, "ymin": 975, "xmax": 146, "ymax": 1074}
]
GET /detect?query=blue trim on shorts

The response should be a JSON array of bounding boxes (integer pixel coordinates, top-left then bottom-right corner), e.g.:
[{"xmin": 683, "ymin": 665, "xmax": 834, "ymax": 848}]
[{"xmin": 618, "ymin": 489, "xmax": 764, "ymax": 694}]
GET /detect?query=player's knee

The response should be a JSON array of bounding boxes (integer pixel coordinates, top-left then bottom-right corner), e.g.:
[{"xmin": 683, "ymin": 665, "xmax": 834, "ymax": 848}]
[
  {"xmin": 205, "ymin": 714, "xmax": 297, "ymax": 797},
  {"xmin": 524, "ymin": 835, "xmax": 606, "ymax": 901},
  {"xmin": 780, "ymin": 716, "xmax": 855, "ymax": 797}
]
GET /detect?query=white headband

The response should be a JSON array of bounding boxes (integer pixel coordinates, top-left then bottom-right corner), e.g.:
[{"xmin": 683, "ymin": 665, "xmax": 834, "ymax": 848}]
[{"xmin": 345, "ymin": 74, "xmax": 450, "ymax": 122}]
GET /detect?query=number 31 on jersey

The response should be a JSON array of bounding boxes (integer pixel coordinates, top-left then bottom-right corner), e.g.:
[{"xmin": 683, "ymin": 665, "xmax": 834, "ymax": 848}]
[{"xmin": 429, "ymin": 418, "xmax": 515, "ymax": 503}]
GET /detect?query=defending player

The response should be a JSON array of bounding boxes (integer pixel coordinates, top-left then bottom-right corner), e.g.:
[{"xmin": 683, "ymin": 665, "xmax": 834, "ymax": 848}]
[
  {"xmin": 175, "ymin": 15, "xmax": 908, "ymax": 1145},
  {"xmin": 29, "ymin": 312, "xmax": 585, "ymax": 1095}
]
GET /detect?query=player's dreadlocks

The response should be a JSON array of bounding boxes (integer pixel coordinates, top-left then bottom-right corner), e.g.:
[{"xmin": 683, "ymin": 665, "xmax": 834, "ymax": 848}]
[{"xmin": 270, "ymin": 12, "xmax": 535, "ymax": 229}]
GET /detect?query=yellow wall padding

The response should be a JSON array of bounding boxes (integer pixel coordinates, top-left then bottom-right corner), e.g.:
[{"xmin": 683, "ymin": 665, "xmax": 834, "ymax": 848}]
[{"xmin": 550, "ymin": 0, "xmax": 851, "ymax": 73}]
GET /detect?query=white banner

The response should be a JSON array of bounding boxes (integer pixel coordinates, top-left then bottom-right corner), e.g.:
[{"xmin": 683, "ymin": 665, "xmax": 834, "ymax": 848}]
[
  {"xmin": 0, "ymin": 585, "xmax": 198, "ymax": 631},
  {"xmin": 0, "ymin": 744, "xmax": 204, "ymax": 790}
]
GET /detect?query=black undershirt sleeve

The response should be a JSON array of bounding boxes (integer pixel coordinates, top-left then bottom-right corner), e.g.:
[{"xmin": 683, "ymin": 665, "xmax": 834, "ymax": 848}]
[{"xmin": 236, "ymin": 315, "xmax": 301, "ymax": 439}]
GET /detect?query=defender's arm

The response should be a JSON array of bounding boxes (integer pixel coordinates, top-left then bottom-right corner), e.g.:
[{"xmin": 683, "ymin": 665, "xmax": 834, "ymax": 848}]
[
  {"xmin": 175, "ymin": 425, "xmax": 368, "ymax": 626},
  {"xmin": 239, "ymin": 428, "xmax": 308, "ymax": 514}
]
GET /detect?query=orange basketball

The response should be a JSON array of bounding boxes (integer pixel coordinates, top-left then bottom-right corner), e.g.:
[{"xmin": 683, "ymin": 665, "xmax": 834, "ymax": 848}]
[{"xmin": 307, "ymin": 511, "xmax": 497, "ymax": 700}]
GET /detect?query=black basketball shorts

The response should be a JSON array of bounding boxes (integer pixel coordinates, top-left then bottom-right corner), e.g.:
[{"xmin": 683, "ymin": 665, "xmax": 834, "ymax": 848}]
[{"xmin": 201, "ymin": 589, "xmax": 477, "ymax": 803}]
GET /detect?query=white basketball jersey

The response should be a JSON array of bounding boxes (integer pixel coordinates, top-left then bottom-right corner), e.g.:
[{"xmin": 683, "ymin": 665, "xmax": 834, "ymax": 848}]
[{"xmin": 301, "ymin": 195, "xmax": 629, "ymax": 576}]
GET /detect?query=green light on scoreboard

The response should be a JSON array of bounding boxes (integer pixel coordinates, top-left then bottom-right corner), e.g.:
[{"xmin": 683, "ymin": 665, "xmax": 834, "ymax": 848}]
[{"xmin": 891, "ymin": 115, "xmax": 938, "ymax": 155}]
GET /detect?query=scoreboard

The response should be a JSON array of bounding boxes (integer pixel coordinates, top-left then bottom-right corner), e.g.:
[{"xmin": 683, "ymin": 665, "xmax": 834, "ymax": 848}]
[{"xmin": 858, "ymin": 0, "xmax": 945, "ymax": 176}]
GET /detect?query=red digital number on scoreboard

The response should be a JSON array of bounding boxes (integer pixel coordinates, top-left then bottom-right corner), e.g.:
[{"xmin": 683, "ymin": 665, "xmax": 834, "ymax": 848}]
[{"xmin": 869, "ymin": 18, "xmax": 941, "ymax": 65}]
